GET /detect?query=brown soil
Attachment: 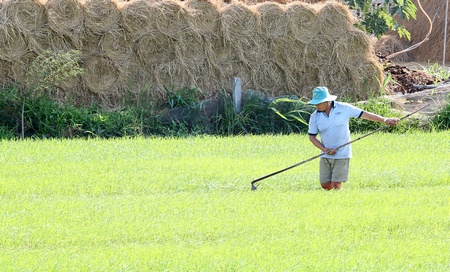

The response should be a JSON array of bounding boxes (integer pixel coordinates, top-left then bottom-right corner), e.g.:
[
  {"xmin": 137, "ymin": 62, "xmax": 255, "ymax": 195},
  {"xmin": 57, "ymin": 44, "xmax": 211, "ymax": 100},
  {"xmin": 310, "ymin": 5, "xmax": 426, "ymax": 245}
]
[{"xmin": 379, "ymin": 58, "xmax": 450, "ymax": 115}]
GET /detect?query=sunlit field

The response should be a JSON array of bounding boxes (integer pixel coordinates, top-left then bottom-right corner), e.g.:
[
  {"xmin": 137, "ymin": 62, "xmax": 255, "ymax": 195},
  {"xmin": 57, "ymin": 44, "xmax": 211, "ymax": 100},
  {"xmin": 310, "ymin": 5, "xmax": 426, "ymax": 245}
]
[{"xmin": 1, "ymin": 132, "xmax": 449, "ymax": 271}]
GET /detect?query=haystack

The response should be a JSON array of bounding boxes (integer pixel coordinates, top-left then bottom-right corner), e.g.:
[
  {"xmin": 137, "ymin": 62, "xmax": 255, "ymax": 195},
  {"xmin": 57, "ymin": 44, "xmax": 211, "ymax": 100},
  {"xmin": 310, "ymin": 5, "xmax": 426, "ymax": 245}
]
[
  {"xmin": 232, "ymin": 33, "xmax": 268, "ymax": 67},
  {"xmin": 0, "ymin": 0, "xmax": 385, "ymax": 107},
  {"xmin": 2, "ymin": 0, "xmax": 47, "ymax": 35},
  {"xmin": 252, "ymin": 60, "xmax": 286, "ymax": 94},
  {"xmin": 175, "ymin": 31, "xmax": 206, "ymax": 64},
  {"xmin": 375, "ymin": 34, "xmax": 410, "ymax": 62},
  {"xmin": 37, "ymin": 29, "xmax": 78, "ymax": 52},
  {"xmin": 184, "ymin": 0, "xmax": 220, "ymax": 35},
  {"xmin": 255, "ymin": 2, "xmax": 287, "ymax": 39},
  {"xmin": 0, "ymin": 60, "xmax": 10, "ymax": 80},
  {"xmin": 272, "ymin": 36, "xmax": 305, "ymax": 71},
  {"xmin": 82, "ymin": 31, "xmax": 102, "ymax": 56},
  {"xmin": 136, "ymin": 34, "xmax": 176, "ymax": 70},
  {"xmin": 9, "ymin": 53, "xmax": 37, "ymax": 83},
  {"xmin": 334, "ymin": 29, "xmax": 373, "ymax": 64},
  {"xmin": 118, "ymin": 0, "xmax": 158, "ymax": 39},
  {"xmin": 83, "ymin": 55, "xmax": 120, "ymax": 94},
  {"xmin": 83, "ymin": 0, "xmax": 121, "ymax": 34},
  {"xmin": 317, "ymin": 2, "xmax": 354, "ymax": 38},
  {"xmin": 221, "ymin": 2, "xmax": 258, "ymax": 38},
  {"xmin": 100, "ymin": 28, "xmax": 134, "ymax": 63},
  {"xmin": 155, "ymin": 0, "xmax": 190, "ymax": 38},
  {"xmin": 153, "ymin": 61, "xmax": 194, "ymax": 93},
  {"xmin": 46, "ymin": 0, "xmax": 84, "ymax": 47},
  {"xmin": 0, "ymin": 25, "xmax": 28, "ymax": 61},
  {"xmin": 284, "ymin": 2, "xmax": 319, "ymax": 44}
]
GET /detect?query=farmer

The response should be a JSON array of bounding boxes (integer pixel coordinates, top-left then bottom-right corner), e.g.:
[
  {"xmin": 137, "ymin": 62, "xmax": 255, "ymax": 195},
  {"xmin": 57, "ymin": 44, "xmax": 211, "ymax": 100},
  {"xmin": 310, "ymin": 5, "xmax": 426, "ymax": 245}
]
[{"xmin": 307, "ymin": 86, "xmax": 399, "ymax": 190}]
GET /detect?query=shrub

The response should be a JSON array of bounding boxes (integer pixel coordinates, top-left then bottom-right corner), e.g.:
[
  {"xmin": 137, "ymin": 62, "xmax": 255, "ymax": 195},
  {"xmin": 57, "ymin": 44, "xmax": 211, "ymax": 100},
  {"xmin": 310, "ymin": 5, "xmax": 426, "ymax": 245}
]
[{"xmin": 431, "ymin": 95, "xmax": 450, "ymax": 130}]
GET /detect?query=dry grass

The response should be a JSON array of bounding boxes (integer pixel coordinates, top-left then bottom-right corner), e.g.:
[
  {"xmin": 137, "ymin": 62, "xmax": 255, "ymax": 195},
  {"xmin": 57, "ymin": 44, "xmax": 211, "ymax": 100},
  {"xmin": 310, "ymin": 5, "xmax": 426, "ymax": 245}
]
[
  {"xmin": 0, "ymin": 0, "xmax": 383, "ymax": 107},
  {"xmin": 2, "ymin": 0, "xmax": 47, "ymax": 35},
  {"xmin": 83, "ymin": 0, "xmax": 121, "ymax": 34},
  {"xmin": 0, "ymin": 25, "xmax": 28, "ymax": 61}
]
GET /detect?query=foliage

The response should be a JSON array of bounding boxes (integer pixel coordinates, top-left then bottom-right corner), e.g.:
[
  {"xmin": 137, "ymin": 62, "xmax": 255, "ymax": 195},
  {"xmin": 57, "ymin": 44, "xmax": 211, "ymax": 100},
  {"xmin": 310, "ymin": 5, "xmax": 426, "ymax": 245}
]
[
  {"xmin": 431, "ymin": 95, "xmax": 450, "ymax": 130},
  {"xmin": 0, "ymin": 84, "xmax": 446, "ymax": 139},
  {"xmin": 349, "ymin": 96, "xmax": 409, "ymax": 132},
  {"xmin": 422, "ymin": 62, "xmax": 450, "ymax": 84},
  {"xmin": 163, "ymin": 84, "xmax": 204, "ymax": 109},
  {"xmin": 215, "ymin": 92, "xmax": 312, "ymax": 136},
  {"xmin": 344, "ymin": 0, "xmax": 417, "ymax": 39},
  {"xmin": 17, "ymin": 50, "xmax": 84, "ymax": 139},
  {"xmin": 24, "ymin": 50, "xmax": 84, "ymax": 96}
]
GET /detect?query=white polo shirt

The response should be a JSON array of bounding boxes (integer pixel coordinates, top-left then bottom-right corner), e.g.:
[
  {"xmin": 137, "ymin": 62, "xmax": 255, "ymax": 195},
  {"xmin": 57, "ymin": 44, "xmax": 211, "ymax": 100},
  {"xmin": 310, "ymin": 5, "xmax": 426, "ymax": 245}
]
[{"xmin": 308, "ymin": 101, "xmax": 364, "ymax": 159}]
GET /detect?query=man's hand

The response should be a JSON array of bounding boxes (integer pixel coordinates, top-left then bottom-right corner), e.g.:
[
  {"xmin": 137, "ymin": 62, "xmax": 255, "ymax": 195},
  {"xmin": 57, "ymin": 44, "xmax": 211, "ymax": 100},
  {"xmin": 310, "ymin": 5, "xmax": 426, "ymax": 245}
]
[
  {"xmin": 384, "ymin": 118, "xmax": 400, "ymax": 126},
  {"xmin": 323, "ymin": 148, "xmax": 336, "ymax": 155}
]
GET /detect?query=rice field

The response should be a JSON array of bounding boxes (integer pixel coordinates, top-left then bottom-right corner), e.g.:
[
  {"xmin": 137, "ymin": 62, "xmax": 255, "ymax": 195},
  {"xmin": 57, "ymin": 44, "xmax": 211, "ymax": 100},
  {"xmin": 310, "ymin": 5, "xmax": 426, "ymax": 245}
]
[{"xmin": 0, "ymin": 132, "xmax": 449, "ymax": 271}]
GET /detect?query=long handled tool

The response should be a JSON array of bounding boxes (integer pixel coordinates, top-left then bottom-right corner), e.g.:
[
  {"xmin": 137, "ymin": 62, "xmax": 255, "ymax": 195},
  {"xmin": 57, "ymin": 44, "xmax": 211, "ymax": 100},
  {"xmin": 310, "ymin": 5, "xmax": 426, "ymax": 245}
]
[{"xmin": 250, "ymin": 104, "xmax": 430, "ymax": 190}]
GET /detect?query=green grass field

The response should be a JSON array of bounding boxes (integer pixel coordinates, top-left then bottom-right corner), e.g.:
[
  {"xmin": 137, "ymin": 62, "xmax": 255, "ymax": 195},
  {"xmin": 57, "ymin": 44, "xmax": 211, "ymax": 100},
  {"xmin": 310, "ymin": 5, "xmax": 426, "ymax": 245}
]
[{"xmin": 1, "ymin": 132, "xmax": 449, "ymax": 271}]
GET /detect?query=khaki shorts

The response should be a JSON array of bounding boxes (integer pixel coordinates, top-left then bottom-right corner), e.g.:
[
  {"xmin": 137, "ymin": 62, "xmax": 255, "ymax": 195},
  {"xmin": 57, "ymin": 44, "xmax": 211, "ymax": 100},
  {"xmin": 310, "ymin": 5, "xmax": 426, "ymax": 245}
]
[{"xmin": 319, "ymin": 158, "xmax": 350, "ymax": 183}]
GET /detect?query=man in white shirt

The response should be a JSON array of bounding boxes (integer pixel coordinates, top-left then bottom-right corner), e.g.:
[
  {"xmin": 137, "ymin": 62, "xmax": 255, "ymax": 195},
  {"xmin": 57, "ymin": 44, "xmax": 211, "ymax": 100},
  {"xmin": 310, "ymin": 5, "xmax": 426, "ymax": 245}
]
[{"xmin": 308, "ymin": 86, "xmax": 399, "ymax": 190}]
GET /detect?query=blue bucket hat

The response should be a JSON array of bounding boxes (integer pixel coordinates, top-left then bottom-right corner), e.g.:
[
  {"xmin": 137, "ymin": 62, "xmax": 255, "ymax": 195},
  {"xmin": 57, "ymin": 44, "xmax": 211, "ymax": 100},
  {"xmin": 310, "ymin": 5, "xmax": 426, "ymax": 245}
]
[{"xmin": 307, "ymin": 86, "xmax": 337, "ymax": 105}]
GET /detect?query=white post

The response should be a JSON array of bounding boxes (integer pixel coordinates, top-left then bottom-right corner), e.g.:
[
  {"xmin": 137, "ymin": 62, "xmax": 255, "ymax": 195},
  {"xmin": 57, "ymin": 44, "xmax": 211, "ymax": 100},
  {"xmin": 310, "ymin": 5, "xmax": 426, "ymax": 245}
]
[
  {"xmin": 232, "ymin": 77, "xmax": 242, "ymax": 113},
  {"xmin": 443, "ymin": 0, "xmax": 449, "ymax": 65}
]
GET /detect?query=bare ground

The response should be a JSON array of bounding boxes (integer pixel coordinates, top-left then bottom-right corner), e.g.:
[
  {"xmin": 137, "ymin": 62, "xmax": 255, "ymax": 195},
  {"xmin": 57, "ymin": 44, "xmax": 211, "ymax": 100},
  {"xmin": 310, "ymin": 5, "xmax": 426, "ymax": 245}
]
[{"xmin": 382, "ymin": 61, "xmax": 450, "ymax": 116}]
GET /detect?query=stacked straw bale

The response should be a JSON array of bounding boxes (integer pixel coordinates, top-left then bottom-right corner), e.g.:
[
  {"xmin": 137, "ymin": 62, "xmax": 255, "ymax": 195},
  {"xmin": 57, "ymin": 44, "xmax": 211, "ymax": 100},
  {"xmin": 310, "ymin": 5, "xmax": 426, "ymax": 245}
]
[
  {"xmin": 46, "ymin": 0, "xmax": 85, "ymax": 48},
  {"xmin": 0, "ymin": 0, "xmax": 383, "ymax": 107},
  {"xmin": 83, "ymin": 0, "xmax": 121, "ymax": 34}
]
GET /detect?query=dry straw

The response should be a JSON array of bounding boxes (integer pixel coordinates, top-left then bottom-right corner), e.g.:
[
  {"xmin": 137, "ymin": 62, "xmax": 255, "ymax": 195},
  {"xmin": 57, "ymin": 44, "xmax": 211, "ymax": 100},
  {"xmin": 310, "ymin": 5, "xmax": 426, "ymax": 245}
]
[
  {"xmin": 153, "ymin": 61, "xmax": 193, "ymax": 94},
  {"xmin": 184, "ymin": 0, "xmax": 220, "ymax": 35},
  {"xmin": 83, "ymin": 0, "xmax": 121, "ymax": 34},
  {"xmin": 284, "ymin": 2, "xmax": 319, "ymax": 44},
  {"xmin": 136, "ymin": 34, "xmax": 176, "ymax": 71},
  {"xmin": 252, "ymin": 60, "xmax": 285, "ymax": 94},
  {"xmin": 83, "ymin": 55, "xmax": 119, "ymax": 94},
  {"xmin": 0, "ymin": 25, "xmax": 28, "ymax": 61},
  {"xmin": 155, "ymin": 0, "xmax": 190, "ymax": 38},
  {"xmin": 176, "ymin": 31, "xmax": 206, "ymax": 64},
  {"xmin": 100, "ymin": 28, "xmax": 134, "ymax": 63},
  {"xmin": 0, "ymin": 0, "xmax": 384, "ymax": 107},
  {"xmin": 255, "ymin": 2, "xmax": 287, "ymax": 39},
  {"xmin": 221, "ymin": 2, "xmax": 258, "ymax": 38},
  {"xmin": 2, "ymin": 0, "xmax": 47, "ymax": 35},
  {"xmin": 9, "ymin": 52, "xmax": 37, "ymax": 83},
  {"xmin": 272, "ymin": 36, "xmax": 306, "ymax": 71},
  {"xmin": 0, "ymin": 59, "xmax": 10, "ymax": 80},
  {"xmin": 119, "ymin": 0, "xmax": 158, "ymax": 39},
  {"xmin": 375, "ymin": 35, "xmax": 409, "ymax": 62},
  {"xmin": 318, "ymin": 2, "xmax": 354, "ymax": 38},
  {"xmin": 334, "ymin": 29, "xmax": 373, "ymax": 64},
  {"xmin": 38, "ymin": 29, "xmax": 77, "ymax": 51},
  {"xmin": 46, "ymin": 0, "xmax": 84, "ymax": 47}
]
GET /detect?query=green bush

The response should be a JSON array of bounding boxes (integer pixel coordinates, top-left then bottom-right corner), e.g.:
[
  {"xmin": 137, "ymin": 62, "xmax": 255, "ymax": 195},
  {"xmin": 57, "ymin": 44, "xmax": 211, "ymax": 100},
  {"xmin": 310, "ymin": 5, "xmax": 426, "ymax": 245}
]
[
  {"xmin": 0, "ymin": 83, "xmax": 446, "ymax": 139},
  {"xmin": 432, "ymin": 96, "xmax": 450, "ymax": 130}
]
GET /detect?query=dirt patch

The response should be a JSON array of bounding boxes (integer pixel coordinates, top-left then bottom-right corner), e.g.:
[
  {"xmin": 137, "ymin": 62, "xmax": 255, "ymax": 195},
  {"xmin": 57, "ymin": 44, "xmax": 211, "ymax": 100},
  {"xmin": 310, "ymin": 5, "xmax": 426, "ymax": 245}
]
[{"xmin": 380, "ymin": 60, "xmax": 450, "ymax": 115}]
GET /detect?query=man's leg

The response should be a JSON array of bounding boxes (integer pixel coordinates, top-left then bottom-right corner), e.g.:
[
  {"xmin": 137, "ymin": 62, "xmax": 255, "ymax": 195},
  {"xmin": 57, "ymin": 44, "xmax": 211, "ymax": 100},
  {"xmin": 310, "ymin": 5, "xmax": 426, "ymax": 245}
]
[
  {"xmin": 331, "ymin": 181, "xmax": 342, "ymax": 190},
  {"xmin": 319, "ymin": 158, "xmax": 333, "ymax": 190},
  {"xmin": 321, "ymin": 182, "xmax": 333, "ymax": 190},
  {"xmin": 320, "ymin": 158, "xmax": 349, "ymax": 190}
]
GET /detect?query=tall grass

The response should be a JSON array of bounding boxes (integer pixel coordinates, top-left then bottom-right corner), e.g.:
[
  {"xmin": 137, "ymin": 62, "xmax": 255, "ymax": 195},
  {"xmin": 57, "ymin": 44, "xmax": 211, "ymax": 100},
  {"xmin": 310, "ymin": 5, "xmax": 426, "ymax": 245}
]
[{"xmin": 0, "ymin": 132, "xmax": 449, "ymax": 271}]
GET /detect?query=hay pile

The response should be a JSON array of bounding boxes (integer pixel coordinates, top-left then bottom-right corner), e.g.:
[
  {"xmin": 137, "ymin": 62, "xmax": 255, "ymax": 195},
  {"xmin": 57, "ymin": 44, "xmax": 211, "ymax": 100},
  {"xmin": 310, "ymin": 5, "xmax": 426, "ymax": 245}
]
[
  {"xmin": 46, "ymin": 0, "xmax": 85, "ymax": 47},
  {"xmin": 0, "ymin": 0, "xmax": 383, "ymax": 106},
  {"xmin": 83, "ymin": 0, "xmax": 121, "ymax": 34}
]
